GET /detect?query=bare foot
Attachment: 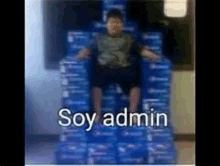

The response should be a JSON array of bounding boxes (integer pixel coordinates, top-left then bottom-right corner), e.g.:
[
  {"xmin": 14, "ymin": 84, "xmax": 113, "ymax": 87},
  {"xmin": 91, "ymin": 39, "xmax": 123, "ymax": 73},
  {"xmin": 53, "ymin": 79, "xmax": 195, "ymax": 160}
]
[
  {"xmin": 94, "ymin": 112, "xmax": 102, "ymax": 122},
  {"xmin": 130, "ymin": 110, "xmax": 138, "ymax": 125}
]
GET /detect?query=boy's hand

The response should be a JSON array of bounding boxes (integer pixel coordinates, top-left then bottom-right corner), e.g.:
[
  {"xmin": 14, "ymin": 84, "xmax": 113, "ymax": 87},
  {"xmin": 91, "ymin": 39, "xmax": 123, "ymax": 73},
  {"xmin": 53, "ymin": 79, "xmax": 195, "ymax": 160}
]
[
  {"xmin": 141, "ymin": 47, "xmax": 160, "ymax": 61},
  {"xmin": 77, "ymin": 48, "xmax": 90, "ymax": 60}
]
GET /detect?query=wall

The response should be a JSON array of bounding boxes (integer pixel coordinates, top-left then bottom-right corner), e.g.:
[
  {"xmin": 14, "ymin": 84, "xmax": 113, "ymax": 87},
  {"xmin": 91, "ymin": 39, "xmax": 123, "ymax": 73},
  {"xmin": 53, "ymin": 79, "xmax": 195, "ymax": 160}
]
[
  {"xmin": 25, "ymin": 0, "xmax": 195, "ymax": 135},
  {"xmin": 170, "ymin": 71, "xmax": 195, "ymax": 134},
  {"xmin": 25, "ymin": 0, "xmax": 62, "ymax": 135}
]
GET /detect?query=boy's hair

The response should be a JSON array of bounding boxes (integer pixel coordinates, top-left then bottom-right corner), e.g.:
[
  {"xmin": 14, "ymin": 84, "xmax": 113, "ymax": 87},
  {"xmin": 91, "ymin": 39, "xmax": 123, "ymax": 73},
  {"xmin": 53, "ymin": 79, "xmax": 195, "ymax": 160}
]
[{"xmin": 106, "ymin": 9, "xmax": 123, "ymax": 22}]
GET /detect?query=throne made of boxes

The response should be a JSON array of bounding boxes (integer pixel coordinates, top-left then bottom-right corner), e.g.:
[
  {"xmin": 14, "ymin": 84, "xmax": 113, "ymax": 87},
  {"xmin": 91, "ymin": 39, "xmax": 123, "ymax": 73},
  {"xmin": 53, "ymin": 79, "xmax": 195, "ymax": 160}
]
[{"xmin": 56, "ymin": 0, "xmax": 177, "ymax": 164}]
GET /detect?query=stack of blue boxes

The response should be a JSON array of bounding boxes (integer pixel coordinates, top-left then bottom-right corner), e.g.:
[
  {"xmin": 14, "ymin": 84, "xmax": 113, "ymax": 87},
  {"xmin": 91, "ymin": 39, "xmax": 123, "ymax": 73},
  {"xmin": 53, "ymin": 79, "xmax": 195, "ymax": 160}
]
[
  {"xmin": 56, "ymin": 0, "xmax": 177, "ymax": 164},
  {"xmin": 101, "ymin": 83, "xmax": 117, "ymax": 116},
  {"xmin": 59, "ymin": 31, "xmax": 92, "ymax": 113},
  {"xmin": 55, "ymin": 124, "xmax": 88, "ymax": 164},
  {"xmin": 146, "ymin": 126, "xmax": 177, "ymax": 164},
  {"xmin": 87, "ymin": 124, "xmax": 118, "ymax": 164},
  {"xmin": 141, "ymin": 32, "xmax": 173, "ymax": 126},
  {"xmin": 102, "ymin": 0, "xmax": 127, "ymax": 22},
  {"xmin": 56, "ymin": 31, "xmax": 92, "ymax": 164},
  {"xmin": 117, "ymin": 126, "xmax": 148, "ymax": 164},
  {"xmin": 140, "ymin": 31, "xmax": 177, "ymax": 163}
]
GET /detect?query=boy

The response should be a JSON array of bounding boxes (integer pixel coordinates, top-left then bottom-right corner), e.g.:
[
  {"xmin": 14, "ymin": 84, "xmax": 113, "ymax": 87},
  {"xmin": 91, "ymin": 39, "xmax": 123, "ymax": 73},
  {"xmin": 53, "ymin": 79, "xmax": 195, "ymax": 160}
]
[{"xmin": 77, "ymin": 9, "xmax": 160, "ymax": 122}]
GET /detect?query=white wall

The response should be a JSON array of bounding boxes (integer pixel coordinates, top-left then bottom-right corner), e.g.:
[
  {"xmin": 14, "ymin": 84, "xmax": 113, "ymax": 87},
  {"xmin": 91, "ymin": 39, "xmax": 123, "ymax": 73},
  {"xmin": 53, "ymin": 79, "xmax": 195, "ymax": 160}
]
[
  {"xmin": 25, "ymin": 0, "xmax": 195, "ymax": 135},
  {"xmin": 170, "ymin": 71, "xmax": 195, "ymax": 134},
  {"xmin": 25, "ymin": 0, "xmax": 62, "ymax": 135}
]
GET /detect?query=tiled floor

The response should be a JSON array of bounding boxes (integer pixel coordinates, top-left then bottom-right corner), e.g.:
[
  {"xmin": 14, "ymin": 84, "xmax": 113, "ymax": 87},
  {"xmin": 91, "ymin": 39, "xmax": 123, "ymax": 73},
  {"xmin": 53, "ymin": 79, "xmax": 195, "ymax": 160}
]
[{"xmin": 25, "ymin": 141, "xmax": 195, "ymax": 165}]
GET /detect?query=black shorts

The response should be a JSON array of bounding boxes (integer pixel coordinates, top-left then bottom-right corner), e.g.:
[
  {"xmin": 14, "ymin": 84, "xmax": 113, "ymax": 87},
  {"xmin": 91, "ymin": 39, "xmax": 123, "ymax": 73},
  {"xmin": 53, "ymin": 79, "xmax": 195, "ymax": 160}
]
[{"xmin": 92, "ymin": 64, "xmax": 140, "ymax": 96}]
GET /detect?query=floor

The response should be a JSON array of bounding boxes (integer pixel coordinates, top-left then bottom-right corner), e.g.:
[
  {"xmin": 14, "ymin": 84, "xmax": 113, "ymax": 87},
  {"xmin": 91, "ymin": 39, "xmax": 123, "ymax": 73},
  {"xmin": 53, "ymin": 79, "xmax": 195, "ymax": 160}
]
[{"xmin": 25, "ymin": 140, "xmax": 195, "ymax": 165}]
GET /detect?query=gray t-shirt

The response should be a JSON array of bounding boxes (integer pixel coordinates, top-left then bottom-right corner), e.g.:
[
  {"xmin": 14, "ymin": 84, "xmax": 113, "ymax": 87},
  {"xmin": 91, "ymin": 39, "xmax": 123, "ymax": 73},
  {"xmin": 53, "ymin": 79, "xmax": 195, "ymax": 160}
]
[{"xmin": 87, "ymin": 32, "xmax": 143, "ymax": 68}]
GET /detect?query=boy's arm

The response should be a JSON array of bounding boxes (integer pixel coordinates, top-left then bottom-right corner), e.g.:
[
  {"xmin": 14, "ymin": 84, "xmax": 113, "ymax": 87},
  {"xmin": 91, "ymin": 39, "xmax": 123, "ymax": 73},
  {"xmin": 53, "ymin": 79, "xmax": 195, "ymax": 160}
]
[
  {"xmin": 77, "ymin": 34, "xmax": 98, "ymax": 60},
  {"xmin": 140, "ymin": 46, "xmax": 161, "ymax": 61},
  {"xmin": 131, "ymin": 36, "xmax": 160, "ymax": 61}
]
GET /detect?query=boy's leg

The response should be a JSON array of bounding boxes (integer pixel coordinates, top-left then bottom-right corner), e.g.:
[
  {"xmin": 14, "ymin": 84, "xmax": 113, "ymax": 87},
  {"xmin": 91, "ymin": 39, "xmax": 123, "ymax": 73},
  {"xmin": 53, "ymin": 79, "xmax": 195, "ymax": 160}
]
[
  {"xmin": 129, "ymin": 87, "xmax": 140, "ymax": 113},
  {"xmin": 93, "ymin": 87, "xmax": 102, "ymax": 122},
  {"xmin": 92, "ymin": 65, "xmax": 114, "ymax": 122},
  {"xmin": 115, "ymin": 67, "xmax": 140, "ymax": 124},
  {"xmin": 129, "ymin": 87, "xmax": 140, "ymax": 124}
]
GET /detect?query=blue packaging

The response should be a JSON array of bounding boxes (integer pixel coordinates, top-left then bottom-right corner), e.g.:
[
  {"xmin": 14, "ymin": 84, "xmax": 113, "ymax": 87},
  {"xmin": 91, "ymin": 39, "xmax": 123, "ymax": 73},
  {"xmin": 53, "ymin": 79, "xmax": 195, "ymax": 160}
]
[
  {"xmin": 56, "ymin": 142, "xmax": 87, "ymax": 154},
  {"xmin": 102, "ymin": 0, "xmax": 127, "ymax": 22},
  {"xmin": 118, "ymin": 143, "xmax": 147, "ymax": 157},
  {"xmin": 60, "ymin": 100, "xmax": 90, "ymax": 114},
  {"xmin": 62, "ymin": 97, "xmax": 90, "ymax": 106},
  {"xmin": 146, "ymin": 131, "xmax": 174, "ymax": 143},
  {"xmin": 101, "ymin": 107, "xmax": 116, "ymax": 113},
  {"xmin": 87, "ymin": 155, "xmax": 117, "ymax": 164},
  {"xmin": 142, "ymin": 32, "xmax": 163, "ymax": 55},
  {"xmin": 62, "ymin": 87, "xmax": 90, "ymax": 98},
  {"xmin": 59, "ymin": 125, "xmax": 88, "ymax": 142},
  {"xmin": 141, "ymin": 89, "xmax": 170, "ymax": 102},
  {"xmin": 147, "ymin": 143, "xmax": 177, "ymax": 164},
  {"xmin": 142, "ymin": 98, "xmax": 170, "ymax": 113},
  {"xmin": 87, "ymin": 143, "xmax": 117, "ymax": 156},
  {"xmin": 103, "ymin": 0, "xmax": 126, "ymax": 6},
  {"xmin": 115, "ymin": 94, "xmax": 129, "ymax": 113},
  {"xmin": 118, "ymin": 156, "xmax": 146, "ymax": 164},
  {"xmin": 61, "ymin": 80, "xmax": 90, "ymax": 91},
  {"xmin": 60, "ymin": 76, "xmax": 89, "ymax": 87},
  {"xmin": 102, "ymin": 83, "xmax": 117, "ymax": 95},
  {"xmin": 60, "ymin": 61, "xmax": 91, "ymax": 74},
  {"xmin": 117, "ymin": 126, "xmax": 147, "ymax": 142},
  {"xmin": 62, "ymin": 98, "xmax": 90, "ymax": 107},
  {"xmin": 55, "ymin": 152, "xmax": 87, "ymax": 164},
  {"xmin": 141, "ymin": 60, "xmax": 172, "ymax": 72},
  {"xmin": 67, "ymin": 31, "xmax": 91, "ymax": 55},
  {"xmin": 87, "ymin": 124, "xmax": 118, "ymax": 143}
]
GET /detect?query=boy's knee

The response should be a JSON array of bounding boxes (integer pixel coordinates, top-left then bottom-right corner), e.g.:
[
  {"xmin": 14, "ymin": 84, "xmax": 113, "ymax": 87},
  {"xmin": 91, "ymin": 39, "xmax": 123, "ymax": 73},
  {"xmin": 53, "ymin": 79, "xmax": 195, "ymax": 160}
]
[
  {"xmin": 130, "ymin": 86, "xmax": 140, "ymax": 92},
  {"xmin": 93, "ymin": 87, "xmax": 102, "ymax": 94}
]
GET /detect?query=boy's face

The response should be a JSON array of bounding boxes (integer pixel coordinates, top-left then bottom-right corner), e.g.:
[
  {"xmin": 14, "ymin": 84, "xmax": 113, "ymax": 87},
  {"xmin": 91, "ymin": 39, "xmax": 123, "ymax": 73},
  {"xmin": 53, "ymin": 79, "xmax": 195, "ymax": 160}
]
[{"xmin": 106, "ymin": 17, "xmax": 123, "ymax": 36}]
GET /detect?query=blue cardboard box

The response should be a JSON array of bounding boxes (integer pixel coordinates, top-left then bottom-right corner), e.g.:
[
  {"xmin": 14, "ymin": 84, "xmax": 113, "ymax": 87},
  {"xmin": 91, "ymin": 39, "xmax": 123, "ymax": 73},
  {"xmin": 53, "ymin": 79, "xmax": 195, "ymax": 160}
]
[
  {"xmin": 118, "ymin": 156, "xmax": 146, "ymax": 164},
  {"xmin": 60, "ymin": 61, "xmax": 90, "ymax": 74},
  {"xmin": 117, "ymin": 126, "xmax": 147, "ymax": 142},
  {"xmin": 59, "ymin": 125, "xmax": 88, "ymax": 142},
  {"xmin": 88, "ymin": 143, "xmax": 117, "ymax": 154},
  {"xmin": 87, "ymin": 124, "xmax": 118, "ymax": 143},
  {"xmin": 147, "ymin": 142, "xmax": 177, "ymax": 164},
  {"xmin": 67, "ymin": 31, "xmax": 91, "ymax": 54},
  {"xmin": 55, "ymin": 152, "xmax": 87, "ymax": 164},
  {"xmin": 62, "ymin": 87, "xmax": 90, "ymax": 98},
  {"xmin": 87, "ymin": 155, "xmax": 117, "ymax": 164},
  {"xmin": 57, "ymin": 142, "xmax": 87, "ymax": 154},
  {"xmin": 142, "ymin": 98, "xmax": 170, "ymax": 113},
  {"xmin": 118, "ymin": 143, "xmax": 147, "ymax": 158},
  {"xmin": 146, "ymin": 131, "xmax": 174, "ymax": 143}
]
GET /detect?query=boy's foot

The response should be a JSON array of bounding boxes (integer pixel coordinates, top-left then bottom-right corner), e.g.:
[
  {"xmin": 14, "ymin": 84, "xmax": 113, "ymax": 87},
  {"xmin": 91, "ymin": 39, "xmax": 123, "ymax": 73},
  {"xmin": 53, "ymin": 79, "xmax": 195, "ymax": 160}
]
[
  {"xmin": 129, "ymin": 110, "xmax": 138, "ymax": 126},
  {"xmin": 94, "ymin": 112, "xmax": 102, "ymax": 123}
]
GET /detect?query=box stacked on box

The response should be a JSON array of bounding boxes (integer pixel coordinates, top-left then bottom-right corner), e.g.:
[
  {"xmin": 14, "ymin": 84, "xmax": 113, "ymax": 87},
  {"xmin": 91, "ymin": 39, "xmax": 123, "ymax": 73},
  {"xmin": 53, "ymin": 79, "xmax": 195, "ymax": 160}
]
[
  {"xmin": 117, "ymin": 126, "xmax": 148, "ymax": 164},
  {"xmin": 60, "ymin": 59, "xmax": 91, "ymax": 113},
  {"xmin": 56, "ymin": 31, "xmax": 92, "ymax": 164},
  {"xmin": 87, "ymin": 143, "xmax": 118, "ymax": 164},
  {"xmin": 139, "ymin": 31, "xmax": 176, "ymax": 164},
  {"xmin": 87, "ymin": 124, "xmax": 118, "ymax": 164},
  {"xmin": 55, "ymin": 124, "xmax": 88, "ymax": 164},
  {"xmin": 67, "ymin": 31, "xmax": 91, "ymax": 56},
  {"xmin": 60, "ymin": 30, "xmax": 92, "ymax": 113},
  {"xmin": 101, "ymin": 83, "xmax": 117, "ymax": 114},
  {"xmin": 118, "ymin": 143, "xmax": 147, "ymax": 164},
  {"xmin": 146, "ymin": 126, "xmax": 177, "ymax": 164},
  {"xmin": 102, "ymin": 0, "xmax": 127, "ymax": 22},
  {"xmin": 55, "ymin": 1, "xmax": 178, "ymax": 164}
]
